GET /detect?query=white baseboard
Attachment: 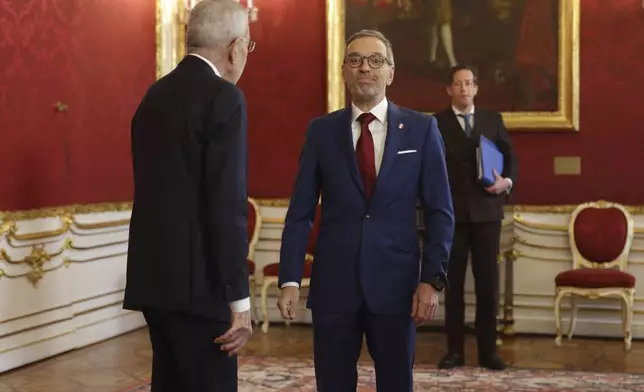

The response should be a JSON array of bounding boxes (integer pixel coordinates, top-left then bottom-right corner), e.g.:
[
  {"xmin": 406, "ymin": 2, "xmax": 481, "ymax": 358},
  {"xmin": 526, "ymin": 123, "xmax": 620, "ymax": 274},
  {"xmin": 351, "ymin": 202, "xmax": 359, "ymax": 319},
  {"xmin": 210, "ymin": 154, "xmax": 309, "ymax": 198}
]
[{"xmin": 0, "ymin": 308, "xmax": 146, "ymax": 374}]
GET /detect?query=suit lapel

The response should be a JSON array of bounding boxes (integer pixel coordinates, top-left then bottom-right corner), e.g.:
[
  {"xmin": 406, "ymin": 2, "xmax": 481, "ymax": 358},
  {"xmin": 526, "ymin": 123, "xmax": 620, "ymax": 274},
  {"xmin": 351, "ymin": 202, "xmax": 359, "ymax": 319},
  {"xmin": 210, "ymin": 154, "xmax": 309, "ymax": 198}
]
[
  {"xmin": 375, "ymin": 102, "xmax": 407, "ymax": 190},
  {"xmin": 335, "ymin": 108, "xmax": 365, "ymax": 196},
  {"xmin": 470, "ymin": 110, "xmax": 482, "ymax": 140}
]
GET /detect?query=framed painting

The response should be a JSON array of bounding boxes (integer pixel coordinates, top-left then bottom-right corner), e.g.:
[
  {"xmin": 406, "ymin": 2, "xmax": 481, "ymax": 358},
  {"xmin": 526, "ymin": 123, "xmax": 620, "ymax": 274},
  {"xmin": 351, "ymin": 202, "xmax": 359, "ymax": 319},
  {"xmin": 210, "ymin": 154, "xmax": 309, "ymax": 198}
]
[
  {"xmin": 327, "ymin": 0, "xmax": 580, "ymax": 130},
  {"xmin": 155, "ymin": 0, "xmax": 258, "ymax": 80},
  {"xmin": 155, "ymin": 0, "xmax": 188, "ymax": 80}
]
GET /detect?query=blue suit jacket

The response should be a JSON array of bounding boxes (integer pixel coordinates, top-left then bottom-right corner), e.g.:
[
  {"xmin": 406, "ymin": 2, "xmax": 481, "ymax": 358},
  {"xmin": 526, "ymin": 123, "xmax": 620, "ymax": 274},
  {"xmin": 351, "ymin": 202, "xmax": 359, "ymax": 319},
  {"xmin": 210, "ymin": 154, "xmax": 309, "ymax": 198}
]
[{"xmin": 279, "ymin": 102, "xmax": 455, "ymax": 315}]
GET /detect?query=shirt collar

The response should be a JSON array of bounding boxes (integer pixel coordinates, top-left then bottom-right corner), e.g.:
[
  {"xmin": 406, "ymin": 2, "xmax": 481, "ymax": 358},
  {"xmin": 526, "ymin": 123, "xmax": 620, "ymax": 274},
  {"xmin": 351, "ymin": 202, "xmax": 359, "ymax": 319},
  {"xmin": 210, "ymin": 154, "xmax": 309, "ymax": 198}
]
[
  {"xmin": 188, "ymin": 53, "xmax": 221, "ymax": 77},
  {"xmin": 452, "ymin": 105, "xmax": 475, "ymax": 117},
  {"xmin": 351, "ymin": 98, "xmax": 388, "ymax": 124}
]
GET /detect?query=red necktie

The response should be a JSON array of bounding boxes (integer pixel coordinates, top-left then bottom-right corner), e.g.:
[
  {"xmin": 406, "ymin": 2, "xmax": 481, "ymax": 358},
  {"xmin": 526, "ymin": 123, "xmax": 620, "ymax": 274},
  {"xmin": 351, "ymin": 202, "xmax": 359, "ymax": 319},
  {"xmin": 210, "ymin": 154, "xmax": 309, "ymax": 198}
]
[{"xmin": 356, "ymin": 112, "xmax": 377, "ymax": 199}]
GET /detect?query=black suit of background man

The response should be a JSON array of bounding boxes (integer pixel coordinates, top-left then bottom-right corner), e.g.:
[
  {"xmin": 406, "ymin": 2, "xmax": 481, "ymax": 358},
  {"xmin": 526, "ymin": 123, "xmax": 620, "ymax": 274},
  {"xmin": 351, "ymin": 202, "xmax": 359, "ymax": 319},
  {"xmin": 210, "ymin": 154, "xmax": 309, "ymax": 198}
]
[{"xmin": 435, "ymin": 64, "xmax": 518, "ymax": 371}]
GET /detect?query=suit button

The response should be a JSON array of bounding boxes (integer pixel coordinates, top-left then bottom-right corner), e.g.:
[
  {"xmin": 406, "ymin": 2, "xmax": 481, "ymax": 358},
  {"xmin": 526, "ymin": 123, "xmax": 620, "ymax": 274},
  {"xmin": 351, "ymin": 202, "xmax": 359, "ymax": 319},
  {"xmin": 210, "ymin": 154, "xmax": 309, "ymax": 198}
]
[{"xmin": 365, "ymin": 214, "xmax": 371, "ymax": 219}]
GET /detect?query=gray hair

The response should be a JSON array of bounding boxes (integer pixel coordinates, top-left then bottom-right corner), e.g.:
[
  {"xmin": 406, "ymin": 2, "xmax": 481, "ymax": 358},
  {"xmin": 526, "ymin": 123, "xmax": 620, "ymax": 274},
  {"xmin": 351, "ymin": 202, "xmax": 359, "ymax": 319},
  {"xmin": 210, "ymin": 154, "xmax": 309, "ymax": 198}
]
[
  {"xmin": 346, "ymin": 30, "xmax": 394, "ymax": 65},
  {"xmin": 187, "ymin": 0, "xmax": 249, "ymax": 53}
]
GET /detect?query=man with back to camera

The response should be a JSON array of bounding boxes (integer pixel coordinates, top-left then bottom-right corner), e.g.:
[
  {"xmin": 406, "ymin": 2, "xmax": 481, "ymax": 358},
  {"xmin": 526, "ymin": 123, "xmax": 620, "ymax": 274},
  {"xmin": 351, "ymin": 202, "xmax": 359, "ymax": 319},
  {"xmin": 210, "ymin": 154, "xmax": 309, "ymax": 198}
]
[
  {"xmin": 434, "ymin": 64, "xmax": 518, "ymax": 371},
  {"xmin": 123, "ymin": 1, "xmax": 256, "ymax": 391},
  {"xmin": 276, "ymin": 29, "xmax": 455, "ymax": 391}
]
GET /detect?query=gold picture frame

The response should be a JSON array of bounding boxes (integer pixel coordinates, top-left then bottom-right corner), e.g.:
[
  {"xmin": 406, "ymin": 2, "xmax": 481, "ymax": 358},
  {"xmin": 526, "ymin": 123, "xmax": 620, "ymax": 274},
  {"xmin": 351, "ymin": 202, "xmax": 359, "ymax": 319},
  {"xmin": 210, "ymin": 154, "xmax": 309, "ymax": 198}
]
[
  {"xmin": 156, "ymin": 0, "xmax": 189, "ymax": 80},
  {"xmin": 155, "ymin": 0, "xmax": 258, "ymax": 80},
  {"xmin": 326, "ymin": 0, "xmax": 580, "ymax": 131}
]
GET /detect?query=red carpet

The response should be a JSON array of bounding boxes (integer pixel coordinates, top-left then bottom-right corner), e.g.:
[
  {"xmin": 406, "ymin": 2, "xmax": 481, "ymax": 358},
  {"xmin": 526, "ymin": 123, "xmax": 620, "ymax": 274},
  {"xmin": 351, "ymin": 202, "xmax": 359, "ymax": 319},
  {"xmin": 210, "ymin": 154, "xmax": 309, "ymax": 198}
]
[{"xmin": 123, "ymin": 357, "xmax": 644, "ymax": 391}]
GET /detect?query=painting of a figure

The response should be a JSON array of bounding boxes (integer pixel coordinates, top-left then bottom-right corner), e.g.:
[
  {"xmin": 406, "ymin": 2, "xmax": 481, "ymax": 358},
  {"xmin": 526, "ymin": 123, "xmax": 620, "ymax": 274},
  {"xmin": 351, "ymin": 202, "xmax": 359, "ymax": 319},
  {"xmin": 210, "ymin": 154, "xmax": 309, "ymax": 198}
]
[{"xmin": 344, "ymin": 0, "xmax": 560, "ymax": 114}]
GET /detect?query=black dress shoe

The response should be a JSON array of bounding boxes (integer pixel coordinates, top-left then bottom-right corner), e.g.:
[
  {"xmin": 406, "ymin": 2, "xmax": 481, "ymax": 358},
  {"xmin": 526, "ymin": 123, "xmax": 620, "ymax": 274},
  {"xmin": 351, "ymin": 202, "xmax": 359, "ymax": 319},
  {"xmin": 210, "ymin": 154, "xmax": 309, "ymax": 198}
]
[
  {"xmin": 478, "ymin": 353, "xmax": 506, "ymax": 370},
  {"xmin": 438, "ymin": 353, "xmax": 465, "ymax": 369}
]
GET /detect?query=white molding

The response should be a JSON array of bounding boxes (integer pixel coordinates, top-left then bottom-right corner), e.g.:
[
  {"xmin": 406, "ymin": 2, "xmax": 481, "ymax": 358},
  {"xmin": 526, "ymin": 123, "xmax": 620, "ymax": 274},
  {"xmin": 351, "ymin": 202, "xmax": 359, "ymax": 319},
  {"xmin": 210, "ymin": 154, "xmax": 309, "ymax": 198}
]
[
  {"xmin": 2, "ymin": 205, "xmax": 643, "ymax": 372},
  {"xmin": 0, "ymin": 210, "xmax": 146, "ymax": 373}
]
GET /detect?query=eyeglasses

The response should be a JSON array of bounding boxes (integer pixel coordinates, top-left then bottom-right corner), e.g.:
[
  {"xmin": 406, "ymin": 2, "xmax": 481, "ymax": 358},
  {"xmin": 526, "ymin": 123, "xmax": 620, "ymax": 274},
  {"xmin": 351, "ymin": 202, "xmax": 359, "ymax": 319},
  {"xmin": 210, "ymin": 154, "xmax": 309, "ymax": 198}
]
[
  {"xmin": 452, "ymin": 80, "xmax": 475, "ymax": 88},
  {"xmin": 233, "ymin": 38, "xmax": 256, "ymax": 53},
  {"xmin": 246, "ymin": 39, "xmax": 256, "ymax": 53},
  {"xmin": 240, "ymin": 38, "xmax": 256, "ymax": 53},
  {"xmin": 344, "ymin": 54, "xmax": 391, "ymax": 69}
]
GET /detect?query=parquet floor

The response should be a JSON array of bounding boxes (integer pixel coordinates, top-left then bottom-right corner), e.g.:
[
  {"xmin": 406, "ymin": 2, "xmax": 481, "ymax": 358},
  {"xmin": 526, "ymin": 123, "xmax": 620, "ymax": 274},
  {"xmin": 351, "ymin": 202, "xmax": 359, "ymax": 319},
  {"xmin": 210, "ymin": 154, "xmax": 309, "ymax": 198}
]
[{"xmin": 1, "ymin": 324, "xmax": 643, "ymax": 392}]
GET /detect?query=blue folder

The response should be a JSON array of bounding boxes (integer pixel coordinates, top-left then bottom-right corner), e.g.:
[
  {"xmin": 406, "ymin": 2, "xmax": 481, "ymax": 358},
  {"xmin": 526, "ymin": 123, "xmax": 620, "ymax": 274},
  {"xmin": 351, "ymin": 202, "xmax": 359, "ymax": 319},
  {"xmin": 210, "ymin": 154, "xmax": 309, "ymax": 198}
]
[{"xmin": 476, "ymin": 135, "xmax": 504, "ymax": 186}]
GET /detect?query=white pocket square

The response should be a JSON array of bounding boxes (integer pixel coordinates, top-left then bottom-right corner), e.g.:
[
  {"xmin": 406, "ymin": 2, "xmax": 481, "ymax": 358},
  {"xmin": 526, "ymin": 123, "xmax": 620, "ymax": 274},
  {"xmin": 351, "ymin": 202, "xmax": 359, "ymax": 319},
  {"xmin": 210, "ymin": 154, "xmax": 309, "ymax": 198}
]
[{"xmin": 397, "ymin": 149, "xmax": 417, "ymax": 155}]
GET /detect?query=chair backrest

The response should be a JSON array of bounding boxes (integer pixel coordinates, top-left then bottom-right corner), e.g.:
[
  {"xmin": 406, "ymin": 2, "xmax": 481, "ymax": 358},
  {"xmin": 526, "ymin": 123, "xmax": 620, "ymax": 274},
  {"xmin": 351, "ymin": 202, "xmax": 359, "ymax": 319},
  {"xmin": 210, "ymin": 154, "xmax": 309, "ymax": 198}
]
[
  {"xmin": 568, "ymin": 200, "xmax": 633, "ymax": 271},
  {"xmin": 305, "ymin": 204, "xmax": 322, "ymax": 261},
  {"xmin": 247, "ymin": 197, "xmax": 262, "ymax": 260}
]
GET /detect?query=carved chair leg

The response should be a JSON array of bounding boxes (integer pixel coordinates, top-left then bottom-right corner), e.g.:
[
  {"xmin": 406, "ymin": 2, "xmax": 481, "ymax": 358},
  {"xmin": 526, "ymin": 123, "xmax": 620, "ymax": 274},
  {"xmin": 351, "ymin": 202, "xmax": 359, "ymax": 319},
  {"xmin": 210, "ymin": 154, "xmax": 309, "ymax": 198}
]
[
  {"xmin": 249, "ymin": 278, "xmax": 260, "ymax": 325},
  {"xmin": 621, "ymin": 297, "xmax": 627, "ymax": 325},
  {"xmin": 622, "ymin": 292, "xmax": 634, "ymax": 351},
  {"xmin": 566, "ymin": 294, "xmax": 578, "ymax": 340},
  {"xmin": 260, "ymin": 280, "xmax": 274, "ymax": 334},
  {"xmin": 554, "ymin": 290, "xmax": 565, "ymax": 346}
]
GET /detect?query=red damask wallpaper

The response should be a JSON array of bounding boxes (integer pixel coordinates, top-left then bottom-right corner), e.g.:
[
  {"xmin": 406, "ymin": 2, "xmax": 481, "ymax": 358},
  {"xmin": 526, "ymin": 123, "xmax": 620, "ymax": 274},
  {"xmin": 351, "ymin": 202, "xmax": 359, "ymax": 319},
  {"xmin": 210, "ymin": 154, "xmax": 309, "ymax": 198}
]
[
  {"xmin": 0, "ymin": 0, "xmax": 643, "ymax": 210},
  {"xmin": 0, "ymin": 0, "xmax": 155, "ymax": 210}
]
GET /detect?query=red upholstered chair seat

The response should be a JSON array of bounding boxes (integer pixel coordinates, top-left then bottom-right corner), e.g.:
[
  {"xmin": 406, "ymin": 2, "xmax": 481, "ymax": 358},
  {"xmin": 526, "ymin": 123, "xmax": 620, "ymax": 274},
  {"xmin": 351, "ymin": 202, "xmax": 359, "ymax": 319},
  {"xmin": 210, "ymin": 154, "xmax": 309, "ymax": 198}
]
[
  {"xmin": 263, "ymin": 261, "xmax": 313, "ymax": 278},
  {"xmin": 248, "ymin": 259, "xmax": 255, "ymax": 275},
  {"xmin": 555, "ymin": 268, "xmax": 635, "ymax": 289}
]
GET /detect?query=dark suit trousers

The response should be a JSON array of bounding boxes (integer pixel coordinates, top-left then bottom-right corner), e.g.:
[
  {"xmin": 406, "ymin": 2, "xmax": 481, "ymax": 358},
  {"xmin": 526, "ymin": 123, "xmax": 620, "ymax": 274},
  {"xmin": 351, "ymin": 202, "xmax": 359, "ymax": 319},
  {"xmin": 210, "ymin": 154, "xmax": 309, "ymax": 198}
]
[
  {"xmin": 143, "ymin": 309, "xmax": 237, "ymax": 392},
  {"xmin": 444, "ymin": 221, "xmax": 501, "ymax": 356},
  {"xmin": 311, "ymin": 307, "xmax": 415, "ymax": 392}
]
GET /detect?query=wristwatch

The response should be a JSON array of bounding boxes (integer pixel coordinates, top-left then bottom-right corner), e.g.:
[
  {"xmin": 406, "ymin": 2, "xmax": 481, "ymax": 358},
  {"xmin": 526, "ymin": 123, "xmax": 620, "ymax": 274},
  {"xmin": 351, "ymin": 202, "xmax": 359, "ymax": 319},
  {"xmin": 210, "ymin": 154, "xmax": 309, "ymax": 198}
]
[{"xmin": 423, "ymin": 276, "xmax": 446, "ymax": 292}]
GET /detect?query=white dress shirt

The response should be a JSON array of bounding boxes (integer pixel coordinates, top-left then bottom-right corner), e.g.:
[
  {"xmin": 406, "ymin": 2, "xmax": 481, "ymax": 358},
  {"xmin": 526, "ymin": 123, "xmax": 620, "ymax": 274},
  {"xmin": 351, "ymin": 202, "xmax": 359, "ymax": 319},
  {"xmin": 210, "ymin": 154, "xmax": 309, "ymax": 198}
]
[
  {"xmin": 452, "ymin": 104, "xmax": 475, "ymax": 131},
  {"xmin": 281, "ymin": 98, "xmax": 389, "ymax": 289},
  {"xmin": 189, "ymin": 53, "xmax": 250, "ymax": 314},
  {"xmin": 189, "ymin": 53, "xmax": 222, "ymax": 77},
  {"xmin": 451, "ymin": 105, "xmax": 512, "ymax": 190},
  {"xmin": 351, "ymin": 98, "xmax": 389, "ymax": 174}
]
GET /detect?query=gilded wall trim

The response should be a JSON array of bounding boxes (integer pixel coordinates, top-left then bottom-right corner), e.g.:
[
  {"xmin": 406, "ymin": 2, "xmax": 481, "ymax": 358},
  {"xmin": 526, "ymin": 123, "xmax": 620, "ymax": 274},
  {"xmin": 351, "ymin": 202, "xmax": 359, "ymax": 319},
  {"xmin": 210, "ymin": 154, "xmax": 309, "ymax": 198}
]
[
  {"xmin": 0, "ymin": 202, "xmax": 132, "ymax": 221},
  {"xmin": 3, "ymin": 200, "xmax": 644, "ymax": 219},
  {"xmin": 1, "ymin": 205, "xmax": 131, "ymax": 286}
]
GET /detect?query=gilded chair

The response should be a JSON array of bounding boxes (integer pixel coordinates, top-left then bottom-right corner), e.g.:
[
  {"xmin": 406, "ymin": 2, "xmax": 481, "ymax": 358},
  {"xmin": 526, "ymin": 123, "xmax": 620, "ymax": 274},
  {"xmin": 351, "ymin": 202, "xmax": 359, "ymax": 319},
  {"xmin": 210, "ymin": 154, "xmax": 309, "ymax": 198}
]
[
  {"xmin": 554, "ymin": 201, "xmax": 635, "ymax": 350},
  {"xmin": 247, "ymin": 197, "xmax": 262, "ymax": 324},
  {"xmin": 260, "ymin": 205, "xmax": 320, "ymax": 333}
]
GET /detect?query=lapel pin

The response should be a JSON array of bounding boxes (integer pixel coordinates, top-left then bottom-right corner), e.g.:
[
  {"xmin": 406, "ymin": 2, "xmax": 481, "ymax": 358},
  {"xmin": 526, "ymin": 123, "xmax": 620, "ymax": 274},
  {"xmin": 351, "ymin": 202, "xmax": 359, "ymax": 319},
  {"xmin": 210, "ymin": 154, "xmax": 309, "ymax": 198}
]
[{"xmin": 398, "ymin": 123, "xmax": 404, "ymax": 129}]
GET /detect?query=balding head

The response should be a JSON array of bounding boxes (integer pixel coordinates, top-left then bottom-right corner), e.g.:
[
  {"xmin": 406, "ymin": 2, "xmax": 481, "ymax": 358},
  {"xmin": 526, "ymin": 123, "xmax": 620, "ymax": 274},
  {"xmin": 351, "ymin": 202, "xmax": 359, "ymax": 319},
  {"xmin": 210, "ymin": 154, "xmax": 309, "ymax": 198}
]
[{"xmin": 187, "ymin": 0, "xmax": 252, "ymax": 84}]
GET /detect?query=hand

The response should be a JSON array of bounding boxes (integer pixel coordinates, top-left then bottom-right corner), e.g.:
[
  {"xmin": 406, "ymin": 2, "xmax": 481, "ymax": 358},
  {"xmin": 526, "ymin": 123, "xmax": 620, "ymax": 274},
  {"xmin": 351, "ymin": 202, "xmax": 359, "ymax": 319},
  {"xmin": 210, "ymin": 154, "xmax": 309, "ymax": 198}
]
[
  {"xmin": 214, "ymin": 310, "xmax": 252, "ymax": 356},
  {"xmin": 277, "ymin": 286, "xmax": 300, "ymax": 320},
  {"xmin": 411, "ymin": 282, "xmax": 439, "ymax": 326},
  {"xmin": 485, "ymin": 169, "xmax": 511, "ymax": 195}
]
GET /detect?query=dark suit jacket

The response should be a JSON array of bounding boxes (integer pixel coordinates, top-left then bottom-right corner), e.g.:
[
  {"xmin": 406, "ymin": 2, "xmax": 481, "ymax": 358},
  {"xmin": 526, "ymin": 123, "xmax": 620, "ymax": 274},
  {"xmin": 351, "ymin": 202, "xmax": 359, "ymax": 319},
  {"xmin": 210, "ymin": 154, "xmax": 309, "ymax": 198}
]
[
  {"xmin": 434, "ymin": 107, "xmax": 518, "ymax": 223},
  {"xmin": 279, "ymin": 102, "xmax": 455, "ymax": 315},
  {"xmin": 123, "ymin": 55, "xmax": 249, "ymax": 321}
]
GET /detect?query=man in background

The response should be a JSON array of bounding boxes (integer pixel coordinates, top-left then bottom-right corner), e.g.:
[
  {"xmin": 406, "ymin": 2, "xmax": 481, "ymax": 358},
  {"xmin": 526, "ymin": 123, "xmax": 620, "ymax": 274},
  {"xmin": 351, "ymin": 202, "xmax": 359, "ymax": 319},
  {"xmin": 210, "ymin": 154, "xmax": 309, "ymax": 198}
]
[
  {"xmin": 434, "ymin": 64, "xmax": 517, "ymax": 371},
  {"xmin": 123, "ymin": 1, "xmax": 255, "ymax": 391},
  {"xmin": 277, "ymin": 30, "xmax": 454, "ymax": 391}
]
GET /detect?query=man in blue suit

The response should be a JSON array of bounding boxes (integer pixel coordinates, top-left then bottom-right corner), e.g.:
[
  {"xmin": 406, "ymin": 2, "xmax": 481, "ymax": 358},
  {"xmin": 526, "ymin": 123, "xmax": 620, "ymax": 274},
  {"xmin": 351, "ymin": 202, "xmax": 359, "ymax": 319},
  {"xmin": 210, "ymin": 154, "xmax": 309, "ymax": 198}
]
[{"xmin": 277, "ymin": 30, "xmax": 455, "ymax": 391}]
